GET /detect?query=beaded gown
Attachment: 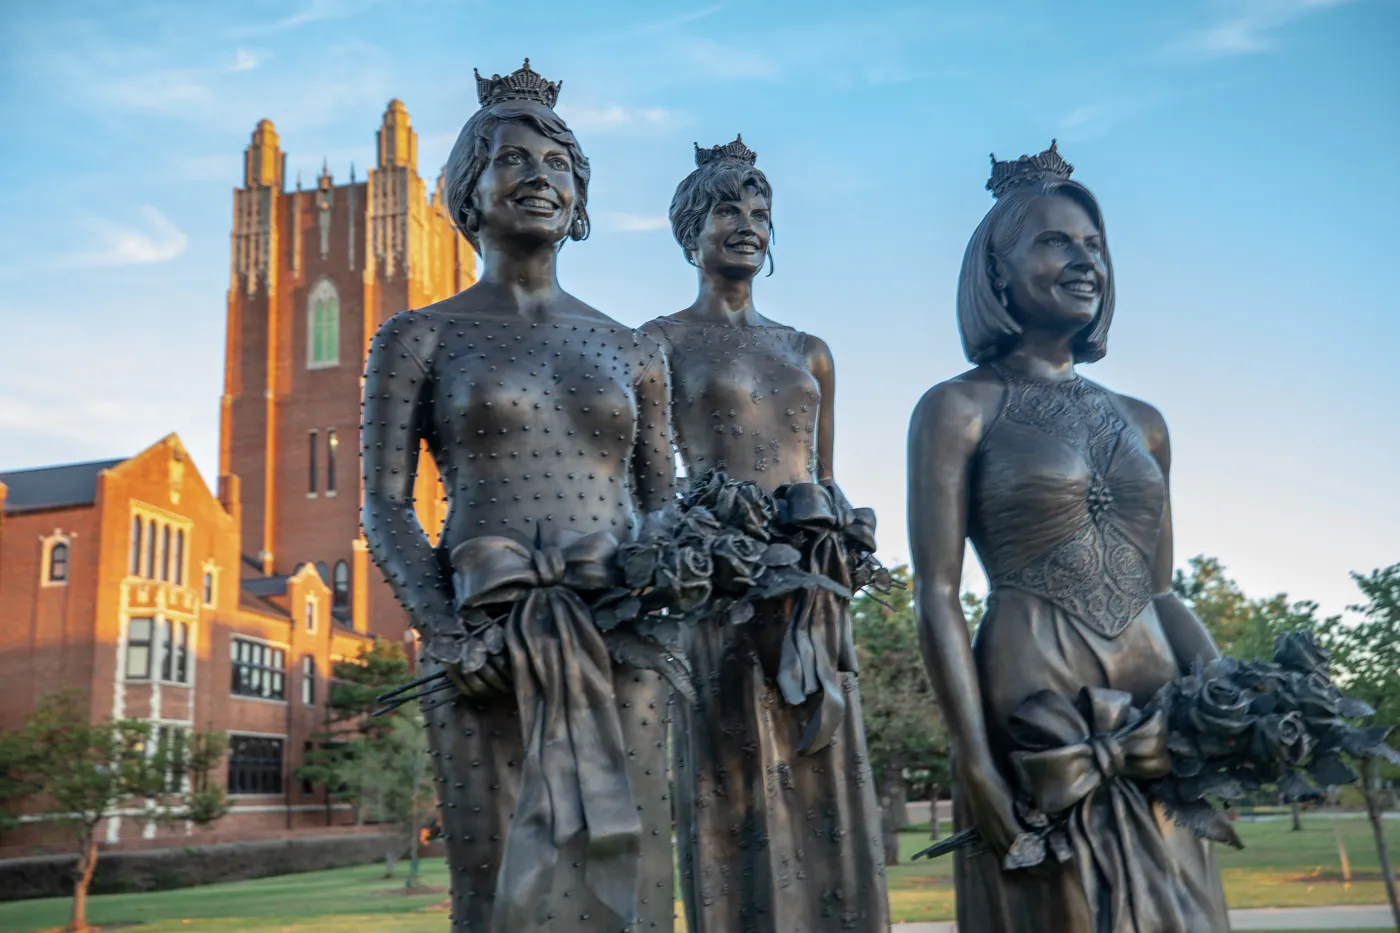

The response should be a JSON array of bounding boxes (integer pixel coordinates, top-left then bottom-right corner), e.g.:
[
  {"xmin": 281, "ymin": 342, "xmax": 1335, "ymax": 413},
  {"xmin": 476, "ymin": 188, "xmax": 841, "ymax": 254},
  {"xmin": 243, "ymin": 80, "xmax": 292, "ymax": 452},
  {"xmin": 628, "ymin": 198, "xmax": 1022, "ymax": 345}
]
[
  {"xmin": 645, "ymin": 318, "xmax": 891, "ymax": 933},
  {"xmin": 362, "ymin": 308, "xmax": 676, "ymax": 933},
  {"xmin": 956, "ymin": 362, "xmax": 1230, "ymax": 933}
]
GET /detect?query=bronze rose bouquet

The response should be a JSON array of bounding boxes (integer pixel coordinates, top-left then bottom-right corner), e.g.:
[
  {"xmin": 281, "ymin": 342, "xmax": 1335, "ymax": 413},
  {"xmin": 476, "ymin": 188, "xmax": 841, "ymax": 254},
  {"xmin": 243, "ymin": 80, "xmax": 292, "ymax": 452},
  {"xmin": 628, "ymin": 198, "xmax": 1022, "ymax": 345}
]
[{"xmin": 916, "ymin": 630, "xmax": 1400, "ymax": 868}]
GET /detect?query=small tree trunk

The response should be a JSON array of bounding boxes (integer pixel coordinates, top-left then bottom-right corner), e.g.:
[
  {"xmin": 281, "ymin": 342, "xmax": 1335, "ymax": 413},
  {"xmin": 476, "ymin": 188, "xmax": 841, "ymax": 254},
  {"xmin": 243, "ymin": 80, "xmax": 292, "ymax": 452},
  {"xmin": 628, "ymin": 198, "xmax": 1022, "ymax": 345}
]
[
  {"xmin": 384, "ymin": 843, "xmax": 400, "ymax": 879},
  {"xmin": 406, "ymin": 824, "xmax": 422, "ymax": 890},
  {"xmin": 880, "ymin": 798, "xmax": 900, "ymax": 866},
  {"xmin": 929, "ymin": 783, "xmax": 941, "ymax": 841},
  {"xmin": 884, "ymin": 772, "xmax": 910, "ymax": 831},
  {"xmin": 1291, "ymin": 801, "xmax": 1302, "ymax": 832},
  {"xmin": 1361, "ymin": 758, "xmax": 1400, "ymax": 929},
  {"xmin": 69, "ymin": 828, "xmax": 99, "ymax": 932}
]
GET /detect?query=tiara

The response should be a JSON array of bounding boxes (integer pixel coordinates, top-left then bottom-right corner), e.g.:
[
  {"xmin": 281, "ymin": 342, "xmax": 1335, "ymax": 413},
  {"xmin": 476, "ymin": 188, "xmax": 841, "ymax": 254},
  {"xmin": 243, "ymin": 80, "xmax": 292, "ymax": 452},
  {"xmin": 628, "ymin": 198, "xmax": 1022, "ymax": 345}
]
[
  {"xmin": 986, "ymin": 139, "xmax": 1074, "ymax": 199},
  {"xmin": 695, "ymin": 134, "xmax": 757, "ymax": 167},
  {"xmin": 474, "ymin": 58, "xmax": 561, "ymax": 110}
]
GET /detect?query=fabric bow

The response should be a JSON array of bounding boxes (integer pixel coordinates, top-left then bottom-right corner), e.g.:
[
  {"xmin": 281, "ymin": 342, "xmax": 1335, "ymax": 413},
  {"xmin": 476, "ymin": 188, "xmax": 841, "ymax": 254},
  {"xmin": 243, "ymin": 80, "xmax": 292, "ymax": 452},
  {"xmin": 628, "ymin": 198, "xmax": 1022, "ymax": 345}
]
[
  {"xmin": 1009, "ymin": 687, "xmax": 1171, "ymax": 816},
  {"xmin": 449, "ymin": 529, "xmax": 639, "ymax": 933},
  {"xmin": 771, "ymin": 482, "xmax": 871, "ymax": 754},
  {"xmin": 1007, "ymin": 687, "xmax": 1190, "ymax": 933}
]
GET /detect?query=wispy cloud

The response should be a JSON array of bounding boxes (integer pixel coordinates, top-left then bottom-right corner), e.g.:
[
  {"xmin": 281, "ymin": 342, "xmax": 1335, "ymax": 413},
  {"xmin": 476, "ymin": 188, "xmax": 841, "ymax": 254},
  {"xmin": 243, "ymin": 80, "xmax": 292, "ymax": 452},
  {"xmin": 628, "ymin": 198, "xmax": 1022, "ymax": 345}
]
[
  {"xmin": 559, "ymin": 105, "xmax": 675, "ymax": 132},
  {"xmin": 59, "ymin": 208, "xmax": 188, "ymax": 268},
  {"xmin": 678, "ymin": 37, "xmax": 781, "ymax": 80},
  {"xmin": 605, "ymin": 213, "xmax": 671, "ymax": 233},
  {"xmin": 1172, "ymin": 0, "xmax": 1357, "ymax": 60},
  {"xmin": 231, "ymin": 48, "xmax": 268, "ymax": 72},
  {"xmin": 228, "ymin": 0, "xmax": 381, "ymax": 39}
]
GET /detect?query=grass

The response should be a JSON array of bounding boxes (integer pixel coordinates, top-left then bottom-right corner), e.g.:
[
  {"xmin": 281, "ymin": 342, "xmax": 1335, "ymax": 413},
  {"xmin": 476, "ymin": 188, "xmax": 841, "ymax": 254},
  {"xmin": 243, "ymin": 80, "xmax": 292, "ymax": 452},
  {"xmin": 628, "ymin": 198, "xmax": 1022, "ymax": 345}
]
[{"xmin": 1, "ymin": 816, "xmax": 1398, "ymax": 932}]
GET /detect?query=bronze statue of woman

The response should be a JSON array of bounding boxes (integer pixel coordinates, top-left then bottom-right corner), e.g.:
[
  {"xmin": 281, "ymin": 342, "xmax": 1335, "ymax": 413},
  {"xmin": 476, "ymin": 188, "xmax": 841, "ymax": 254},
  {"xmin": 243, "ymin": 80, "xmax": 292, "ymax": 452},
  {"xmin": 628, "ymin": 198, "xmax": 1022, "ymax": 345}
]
[
  {"xmin": 906, "ymin": 142, "xmax": 1230, "ymax": 932},
  {"xmin": 642, "ymin": 136, "xmax": 890, "ymax": 933},
  {"xmin": 360, "ymin": 61, "xmax": 676, "ymax": 933}
]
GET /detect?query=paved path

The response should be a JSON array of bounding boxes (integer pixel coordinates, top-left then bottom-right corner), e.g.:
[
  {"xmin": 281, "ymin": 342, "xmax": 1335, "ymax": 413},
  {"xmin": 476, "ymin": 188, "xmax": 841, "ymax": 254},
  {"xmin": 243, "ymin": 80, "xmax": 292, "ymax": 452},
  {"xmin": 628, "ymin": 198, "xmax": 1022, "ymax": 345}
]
[{"xmin": 892, "ymin": 904, "xmax": 1397, "ymax": 931}]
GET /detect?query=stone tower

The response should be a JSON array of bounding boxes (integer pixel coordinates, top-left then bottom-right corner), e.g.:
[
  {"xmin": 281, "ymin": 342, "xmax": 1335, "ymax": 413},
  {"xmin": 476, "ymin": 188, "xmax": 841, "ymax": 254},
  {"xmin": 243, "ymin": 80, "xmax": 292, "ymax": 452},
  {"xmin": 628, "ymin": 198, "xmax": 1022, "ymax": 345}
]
[{"xmin": 220, "ymin": 100, "xmax": 476, "ymax": 640}]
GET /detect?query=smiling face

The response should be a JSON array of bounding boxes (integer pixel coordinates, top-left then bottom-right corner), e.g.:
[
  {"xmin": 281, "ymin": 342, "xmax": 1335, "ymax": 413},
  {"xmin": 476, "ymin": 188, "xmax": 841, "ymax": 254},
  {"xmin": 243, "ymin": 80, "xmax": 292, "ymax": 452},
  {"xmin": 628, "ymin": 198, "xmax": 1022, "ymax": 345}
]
[
  {"xmin": 472, "ymin": 119, "xmax": 577, "ymax": 248},
  {"xmin": 996, "ymin": 194, "xmax": 1107, "ymax": 333},
  {"xmin": 690, "ymin": 184, "xmax": 770, "ymax": 280}
]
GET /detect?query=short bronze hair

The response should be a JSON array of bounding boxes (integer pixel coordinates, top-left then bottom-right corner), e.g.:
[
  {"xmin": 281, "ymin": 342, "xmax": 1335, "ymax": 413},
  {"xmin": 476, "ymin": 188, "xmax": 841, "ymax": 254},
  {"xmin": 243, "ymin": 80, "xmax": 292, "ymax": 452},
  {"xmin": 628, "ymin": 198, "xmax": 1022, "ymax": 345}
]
[
  {"xmin": 442, "ymin": 99, "xmax": 591, "ymax": 254},
  {"xmin": 668, "ymin": 159, "xmax": 774, "ymax": 259},
  {"xmin": 955, "ymin": 179, "xmax": 1114, "ymax": 364}
]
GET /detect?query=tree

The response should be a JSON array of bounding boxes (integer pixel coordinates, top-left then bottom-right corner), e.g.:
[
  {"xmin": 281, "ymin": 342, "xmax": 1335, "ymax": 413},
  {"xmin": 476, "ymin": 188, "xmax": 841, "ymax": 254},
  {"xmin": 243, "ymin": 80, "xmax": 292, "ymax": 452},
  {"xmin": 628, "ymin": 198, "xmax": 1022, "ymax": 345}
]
[
  {"xmin": 0, "ymin": 691, "xmax": 229, "ymax": 932},
  {"xmin": 851, "ymin": 567, "xmax": 950, "ymax": 860},
  {"xmin": 1318, "ymin": 563, "xmax": 1400, "ymax": 928},
  {"xmin": 295, "ymin": 639, "xmax": 434, "ymax": 882}
]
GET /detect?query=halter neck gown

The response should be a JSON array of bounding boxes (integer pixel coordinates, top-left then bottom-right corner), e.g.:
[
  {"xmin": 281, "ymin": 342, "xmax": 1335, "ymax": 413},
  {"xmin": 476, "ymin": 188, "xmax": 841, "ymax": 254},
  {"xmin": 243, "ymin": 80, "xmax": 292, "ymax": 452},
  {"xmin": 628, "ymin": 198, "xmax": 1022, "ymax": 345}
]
[{"xmin": 956, "ymin": 363, "xmax": 1230, "ymax": 933}]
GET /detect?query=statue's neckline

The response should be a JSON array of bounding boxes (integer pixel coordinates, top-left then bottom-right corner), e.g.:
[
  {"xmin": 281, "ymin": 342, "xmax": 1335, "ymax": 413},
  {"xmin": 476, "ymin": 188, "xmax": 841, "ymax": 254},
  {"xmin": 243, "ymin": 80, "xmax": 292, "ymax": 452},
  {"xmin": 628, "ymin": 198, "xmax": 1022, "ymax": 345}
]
[{"xmin": 989, "ymin": 360, "xmax": 1081, "ymax": 386}]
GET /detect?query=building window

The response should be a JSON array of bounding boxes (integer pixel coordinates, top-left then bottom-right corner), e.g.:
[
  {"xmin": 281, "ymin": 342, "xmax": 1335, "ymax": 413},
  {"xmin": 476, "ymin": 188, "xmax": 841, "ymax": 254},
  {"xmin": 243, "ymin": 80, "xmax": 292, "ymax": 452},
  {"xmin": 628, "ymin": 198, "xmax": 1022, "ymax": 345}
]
[
  {"xmin": 304, "ymin": 597, "xmax": 317, "ymax": 634},
  {"xmin": 156, "ymin": 726, "xmax": 187, "ymax": 793},
  {"xmin": 231, "ymin": 638, "xmax": 286, "ymax": 700},
  {"xmin": 173, "ymin": 530, "xmax": 185, "ymax": 586},
  {"xmin": 302, "ymin": 656, "xmax": 316, "ymax": 706},
  {"xmin": 227, "ymin": 735, "xmax": 285, "ymax": 795},
  {"xmin": 308, "ymin": 430, "xmax": 318, "ymax": 496},
  {"xmin": 307, "ymin": 278, "xmax": 340, "ymax": 369},
  {"xmin": 333, "ymin": 561, "xmax": 349, "ymax": 608},
  {"xmin": 130, "ymin": 517, "xmax": 141, "ymax": 575},
  {"xmin": 156, "ymin": 620, "xmax": 190, "ymax": 684},
  {"xmin": 144, "ymin": 519, "xmax": 157, "ymax": 578},
  {"xmin": 47, "ymin": 541, "xmax": 70, "ymax": 584},
  {"xmin": 202, "ymin": 570, "xmax": 216, "ymax": 606},
  {"xmin": 326, "ymin": 430, "xmax": 338, "ymax": 494},
  {"xmin": 301, "ymin": 740, "xmax": 315, "ymax": 795},
  {"xmin": 160, "ymin": 525, "xmax": 171, "ymax": 581},
  {"xmin": 126, "ymin": 618, "xmax": 154, "ymax": 680}
]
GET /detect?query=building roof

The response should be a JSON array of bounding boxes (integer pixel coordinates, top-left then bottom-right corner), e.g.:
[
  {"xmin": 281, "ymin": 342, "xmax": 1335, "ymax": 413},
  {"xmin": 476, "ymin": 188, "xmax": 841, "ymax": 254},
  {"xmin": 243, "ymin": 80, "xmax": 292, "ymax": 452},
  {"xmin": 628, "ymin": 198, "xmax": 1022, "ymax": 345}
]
[{"xmin": 0, "ymin": 458, "xmax": 125, "ymax": 513}]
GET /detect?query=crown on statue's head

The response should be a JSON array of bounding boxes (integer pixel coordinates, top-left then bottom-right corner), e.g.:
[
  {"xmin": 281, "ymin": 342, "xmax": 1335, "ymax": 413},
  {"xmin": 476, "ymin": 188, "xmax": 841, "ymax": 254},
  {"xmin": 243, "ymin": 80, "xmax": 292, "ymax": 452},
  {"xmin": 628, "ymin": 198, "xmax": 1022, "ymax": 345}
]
[
  {"xmin": 986, "ymin": 139, "xmax": 1074, "ymax": 199},
  {"xmin": 474, "ymin": 58, "xmax": 562, "ymax": 110},
  {"xmin": 695, "ymin": 134, "xmax": 758, "ymax": 168}
]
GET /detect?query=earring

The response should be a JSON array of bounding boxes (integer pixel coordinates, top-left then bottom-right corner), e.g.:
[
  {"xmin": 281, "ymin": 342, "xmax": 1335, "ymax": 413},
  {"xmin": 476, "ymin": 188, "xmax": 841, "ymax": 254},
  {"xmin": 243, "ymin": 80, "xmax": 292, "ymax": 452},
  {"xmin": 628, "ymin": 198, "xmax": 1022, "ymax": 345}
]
[{"xmin": 571, "ymin": 214, "xmax": 587, "ymax": 240}]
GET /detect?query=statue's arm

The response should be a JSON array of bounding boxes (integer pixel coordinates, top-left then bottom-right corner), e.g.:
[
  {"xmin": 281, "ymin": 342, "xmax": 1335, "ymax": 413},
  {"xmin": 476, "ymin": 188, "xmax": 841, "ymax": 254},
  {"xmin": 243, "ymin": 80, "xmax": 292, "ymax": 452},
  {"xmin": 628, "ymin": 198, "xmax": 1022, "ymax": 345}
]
[
  {"xmin": 907, "ymin": 380, "xmax": 1020, "ymax": 853},
  {"xmin": 806, "ymin": 334, "xmax": 837, "ymax": 484},
  {"xmin": 631, "ymin": 338, "xmax": 678, "ymax": 514},
  {"xmin": 360, "ymin": 313, "xmax": 460, "ymax": 646},
  {"xmin": 1132, "ymin": 398, "xmax": 1221, "ymax": 670}
]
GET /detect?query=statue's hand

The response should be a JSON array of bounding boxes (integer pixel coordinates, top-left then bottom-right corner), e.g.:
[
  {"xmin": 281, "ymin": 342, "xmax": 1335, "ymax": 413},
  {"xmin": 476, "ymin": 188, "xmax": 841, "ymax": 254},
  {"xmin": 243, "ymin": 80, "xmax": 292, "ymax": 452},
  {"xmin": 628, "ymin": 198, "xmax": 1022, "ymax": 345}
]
[
  {"xmin": 962, "ymin": 764, "xmax": 1023, "ymax": 857},
  {"xmin": 422, "ymin": 629, "xmax": 514, "ymax": 700}
]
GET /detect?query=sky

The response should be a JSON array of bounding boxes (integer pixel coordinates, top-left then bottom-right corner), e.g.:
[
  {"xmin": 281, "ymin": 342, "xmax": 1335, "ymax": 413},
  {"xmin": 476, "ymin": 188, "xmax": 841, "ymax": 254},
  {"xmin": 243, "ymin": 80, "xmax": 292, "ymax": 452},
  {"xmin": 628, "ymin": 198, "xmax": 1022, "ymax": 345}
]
[{"xmin": 0, "ymin": 0, "xmax": 1396, "ymax": 619}]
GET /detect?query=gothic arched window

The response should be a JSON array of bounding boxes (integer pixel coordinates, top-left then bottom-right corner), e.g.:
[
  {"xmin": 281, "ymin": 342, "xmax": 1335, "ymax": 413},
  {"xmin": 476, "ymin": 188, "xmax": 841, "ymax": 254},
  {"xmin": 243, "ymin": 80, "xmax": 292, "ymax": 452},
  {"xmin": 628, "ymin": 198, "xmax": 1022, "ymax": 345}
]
[
  {"xmin": 307, "ymin": 278, "xmax": 340, "ymax": 369},
  {"xmin": 333, "ymin": 560, "xmax": 349, "ymax": 608},
  {"xmin": 48, "ymin": 541, "xmax": 69, "ymax": 584}
]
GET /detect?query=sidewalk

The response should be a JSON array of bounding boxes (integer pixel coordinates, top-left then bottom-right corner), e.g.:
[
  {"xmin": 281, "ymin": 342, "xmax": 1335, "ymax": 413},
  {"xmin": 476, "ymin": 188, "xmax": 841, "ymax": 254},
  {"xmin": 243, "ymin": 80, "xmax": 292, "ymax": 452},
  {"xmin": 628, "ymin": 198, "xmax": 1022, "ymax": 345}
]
[{"xmin": 892, "ymin": 904, "xmax": 1397, "ymax": 931}]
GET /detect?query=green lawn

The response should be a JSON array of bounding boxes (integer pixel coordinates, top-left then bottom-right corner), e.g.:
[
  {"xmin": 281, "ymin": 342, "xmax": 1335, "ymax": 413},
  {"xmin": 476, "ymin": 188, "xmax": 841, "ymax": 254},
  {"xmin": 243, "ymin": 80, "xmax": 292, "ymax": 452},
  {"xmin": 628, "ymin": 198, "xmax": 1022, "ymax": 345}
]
[{"xmin": 1, "ymin": 816, "xmax": 1397, "ymax": 932}]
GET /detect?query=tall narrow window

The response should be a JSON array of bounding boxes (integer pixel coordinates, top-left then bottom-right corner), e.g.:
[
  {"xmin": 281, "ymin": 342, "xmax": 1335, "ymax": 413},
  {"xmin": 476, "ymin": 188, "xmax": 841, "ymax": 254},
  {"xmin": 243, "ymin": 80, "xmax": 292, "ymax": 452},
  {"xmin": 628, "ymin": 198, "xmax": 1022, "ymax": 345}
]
[
  {"xmin": 48, "ymin": 542, "xmax": 69, "ymax": 584},
  {"xmin": 175, "ymin": 622, "xmax": 190, "ymax": 684},
  {"xmin": 159, "ymin": 618, "xmax": 174, "ymax": 681},
  {"xmin": 202, "ymin": 571, "xmax": 215, "ymax": 606},
  {"xmin": 333, "ymin": 561, "xmax": 349, "ymax": 608},
  {"xmin": 126, "ymin": 618, "xmax": 154, "ymax": 680},
  {"xmin": 160, "ymin": 525, "xmax": 171, "ymax": 581},
  {"xmin": 144, "ymin": 519, "xmax": 157, "ymax": 578},
  {"xmin": 304, "ymin": 598, "xmax": 317, "ymax": 634},
  {"xmin": 302, "ymin": 656, "xmax": 316, "ymax": 706},
  {"xmin": 308, "ymin": 431, "xmax": 318, "ymax": 495},
  {"xmin": 307, "ymin": 279, "xmax": 340, "ymax": 369},
  {"xmin": 326, "ymin": 430, "xmax": 338, "ymax": 494},
  {"xmin": 130, "ymin": 517, "xmax": 141, "ymax": 575},
  {"xmin": 173, "ymin": 530, "xmax": 185, "ymax": 586}
]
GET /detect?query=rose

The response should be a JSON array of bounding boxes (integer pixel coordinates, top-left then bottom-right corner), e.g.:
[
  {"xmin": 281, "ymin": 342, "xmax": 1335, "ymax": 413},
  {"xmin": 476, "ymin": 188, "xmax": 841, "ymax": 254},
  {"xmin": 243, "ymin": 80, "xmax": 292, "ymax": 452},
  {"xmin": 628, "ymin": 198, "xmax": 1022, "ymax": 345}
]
[
  {"xmin": 1292, "ymin": 671, "xmax": 1342, "ymax": 722},
  {"xmin": 1252, "ymin": 711, "xmax": 1312, "ymax": 766},
  {"xmin": 654, "ymin": 544, "xmax": 712, "ymax": 614},
  {"xmin": 618, "ymin": 538, "xmax": 667, "ymax": 590},
  {"xmin": 680, "ymin": 469, "xmax": 728, "ymax": 511},
  {"xmin": 712, "ymin": 482, "xmax": 774, "ymax": 540},
  {"xmin": 676, "ymin": 507, "xmax": 723, "ymax": 548},
  {"xmin": 1274, "ymin": 631, "xmax": 1330, "ymax": 676},
  {"xmin": 711, "ymin": 533, "xmax": 767, "ymax": 593},
  {"xmin": 1187, "ymin": 675, "xmax": 1255, "ymax": 757}
]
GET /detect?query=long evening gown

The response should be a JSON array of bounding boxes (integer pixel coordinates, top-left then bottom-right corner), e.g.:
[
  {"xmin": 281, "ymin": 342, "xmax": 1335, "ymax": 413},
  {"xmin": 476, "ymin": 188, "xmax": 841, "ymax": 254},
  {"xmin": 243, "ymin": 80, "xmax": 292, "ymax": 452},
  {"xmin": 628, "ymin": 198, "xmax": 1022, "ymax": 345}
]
[
  {"xmin": 646, "ymin": 318, "xmax": 891, "ymax": 933},
  {"xmin": 957, "ymin": 362, "xmax": 1230, "ymax": 933}
]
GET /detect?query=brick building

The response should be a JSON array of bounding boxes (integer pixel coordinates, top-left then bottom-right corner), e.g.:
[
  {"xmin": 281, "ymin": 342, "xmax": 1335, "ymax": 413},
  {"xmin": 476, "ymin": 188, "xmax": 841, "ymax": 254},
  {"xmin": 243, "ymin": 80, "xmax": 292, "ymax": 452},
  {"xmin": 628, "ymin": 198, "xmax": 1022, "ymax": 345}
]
[{"xmin": 0, "ymin": 99, "xmax": 475, "ymax": 851}]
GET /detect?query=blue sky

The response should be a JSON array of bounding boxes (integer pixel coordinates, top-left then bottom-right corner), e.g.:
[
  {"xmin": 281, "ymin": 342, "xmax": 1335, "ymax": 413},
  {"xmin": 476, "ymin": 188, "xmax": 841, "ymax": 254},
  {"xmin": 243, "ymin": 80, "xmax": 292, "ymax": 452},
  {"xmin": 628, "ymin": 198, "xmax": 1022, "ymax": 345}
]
[{"xmin": 0, "ymin": 0, "xmax": 1395, "ymax": 617}]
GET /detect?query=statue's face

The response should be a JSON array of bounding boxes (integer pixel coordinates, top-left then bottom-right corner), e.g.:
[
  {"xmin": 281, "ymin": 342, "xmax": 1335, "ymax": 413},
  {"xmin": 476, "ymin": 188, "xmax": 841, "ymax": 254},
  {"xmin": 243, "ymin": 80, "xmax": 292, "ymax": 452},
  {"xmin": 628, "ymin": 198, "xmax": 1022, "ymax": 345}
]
[
  {"xmin": 473, "ymin": 119, "xmax": 577, "ymax": 247},
  {"xmin": 690, "ymin": 185, "xmax": 770, "ymax": 279},
  {"xmin": 998, "ymin": 195, "xmax": 1105, "ymax": 332}
]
